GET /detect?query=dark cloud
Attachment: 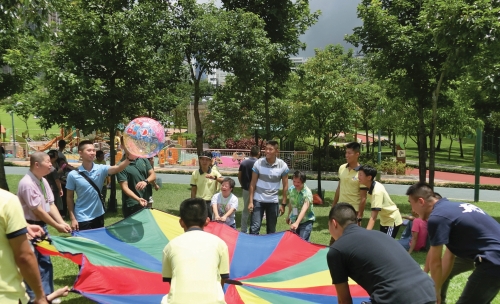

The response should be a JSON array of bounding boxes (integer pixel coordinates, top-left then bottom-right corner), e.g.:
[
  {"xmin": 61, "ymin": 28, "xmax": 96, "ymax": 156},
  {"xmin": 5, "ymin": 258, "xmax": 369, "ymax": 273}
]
[
  {"xmin": 299, "ymin": 0, "xmax": 362, "ymax": 57},
  {"xmin": 198, "ymin": 0, "xmax": 362, "ymax": 57}
]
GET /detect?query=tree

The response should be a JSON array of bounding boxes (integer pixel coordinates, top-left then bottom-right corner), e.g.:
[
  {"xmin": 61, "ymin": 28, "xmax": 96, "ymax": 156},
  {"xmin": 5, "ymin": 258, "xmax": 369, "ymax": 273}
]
[
  {"xmin": 221, "ymin": 0, "xmax": 319, "ymax": 140},
  {"xmin": 167, "ymin": 0, "xmax": 272, "ymax": 154},
  {"xmin": 0, "ymin": 1, "xmax": 53, "ymax": 191},
  {"xmin": 34, "ymin": 0, "xmax": 186, "ymax": 211},
  {"xmin": 346, "ymin": 0, "xmax": 500, "ymax": 187},
  {"xmin": 290, "ymin": 45, "xmax": 358, "ymax": 199},
  {"xmin": 208, "ymin": 75, "xmax": 293, "ymax": 146}
]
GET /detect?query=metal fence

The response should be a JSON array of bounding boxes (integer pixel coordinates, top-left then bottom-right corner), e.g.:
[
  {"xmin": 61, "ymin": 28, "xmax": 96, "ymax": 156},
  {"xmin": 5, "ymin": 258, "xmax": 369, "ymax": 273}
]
[
  {"xmin": 4, "ymin": 142, "xmax": 314, "ymax": 171},
  {"xmin": 159, "ymin": 148, "xmax": 313, "ymax": 171}
]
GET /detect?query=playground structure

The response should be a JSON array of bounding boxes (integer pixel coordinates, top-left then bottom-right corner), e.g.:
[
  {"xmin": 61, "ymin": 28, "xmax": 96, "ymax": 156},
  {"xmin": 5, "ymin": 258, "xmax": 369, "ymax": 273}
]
[{"xmin": 5, "ymin": 128, "xmax": 113, "ymax": 161}]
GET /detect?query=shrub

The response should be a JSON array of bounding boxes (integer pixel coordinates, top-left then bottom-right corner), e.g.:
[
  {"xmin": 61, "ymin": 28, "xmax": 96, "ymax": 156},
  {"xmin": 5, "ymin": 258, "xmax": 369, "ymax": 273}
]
[
  {"xmin": 225, "ymin": 138, "xmax": 266, "ymax": 150},
  {"xmin": 171, "ymin": 133, "xmax": 196, "ymax": 140}
]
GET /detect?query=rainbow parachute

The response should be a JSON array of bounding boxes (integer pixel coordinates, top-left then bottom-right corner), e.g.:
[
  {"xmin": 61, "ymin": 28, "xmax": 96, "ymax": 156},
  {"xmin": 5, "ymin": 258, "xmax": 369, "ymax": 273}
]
[{"xmin": 37, "ymin": 209, "xmax": 369, "ymax": 303}]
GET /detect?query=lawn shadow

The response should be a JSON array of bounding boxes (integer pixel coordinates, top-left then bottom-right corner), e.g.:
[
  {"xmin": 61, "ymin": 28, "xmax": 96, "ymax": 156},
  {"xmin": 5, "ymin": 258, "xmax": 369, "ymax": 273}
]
[
  {"xmin": 54, "ymin": 274, "xmax": 78, "ymax": 287},
  {"xmin": 63, "ymin": 293, "xmax": 96, "ymax": 304}
]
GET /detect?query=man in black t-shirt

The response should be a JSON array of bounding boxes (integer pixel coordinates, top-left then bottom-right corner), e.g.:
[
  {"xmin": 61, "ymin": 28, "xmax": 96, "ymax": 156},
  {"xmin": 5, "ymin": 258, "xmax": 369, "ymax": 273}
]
[
  {"xmin": 237, "ymin": 146, "xmax": 259, "ymax": 233},
  {"xmin": 407, "ymin": 182, "xmax": 500, "ymax": 304},
  {"xmin": 327, "ymin": 203, "xmax": 435, "ymax": 304}
]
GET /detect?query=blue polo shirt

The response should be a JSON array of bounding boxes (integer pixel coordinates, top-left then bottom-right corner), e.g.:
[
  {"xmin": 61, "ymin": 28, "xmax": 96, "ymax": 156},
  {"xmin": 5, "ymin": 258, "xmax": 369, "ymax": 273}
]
[
  {"xmin": 428, "ymin": 198, "xmax": 500, "ymax": 266},
  {"xmin": 66, "ymin": 164, "xmax": 110, "ymax": 222}
]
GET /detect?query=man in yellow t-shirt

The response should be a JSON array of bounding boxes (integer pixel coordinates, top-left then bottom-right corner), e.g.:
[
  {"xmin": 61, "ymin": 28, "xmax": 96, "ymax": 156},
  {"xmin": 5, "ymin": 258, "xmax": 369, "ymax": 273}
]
[
  {"xmin": 162, "ymin": 198, "xmax": 229, "ymax": 304},
  {"xmin": 358, "ymin": 165, "xmax": 403, "ymax": 238},
  {"xmin": 0, "ymin": 189, "xmax": 46, "ymax": 304},
  {"xmin": 332, "ymin": 142, "xmax": 368, "ymax": 222}
]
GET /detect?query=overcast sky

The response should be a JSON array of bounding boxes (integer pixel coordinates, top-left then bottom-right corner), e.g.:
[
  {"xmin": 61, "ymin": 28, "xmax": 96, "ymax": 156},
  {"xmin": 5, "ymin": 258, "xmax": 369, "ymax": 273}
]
[
  {"xmin": 198, "ymin": 0, "xmax": 363, "ymax": 58},
  {"xmin": 299, "ymin": 0, "xmax": 362, "ymax": 57}
]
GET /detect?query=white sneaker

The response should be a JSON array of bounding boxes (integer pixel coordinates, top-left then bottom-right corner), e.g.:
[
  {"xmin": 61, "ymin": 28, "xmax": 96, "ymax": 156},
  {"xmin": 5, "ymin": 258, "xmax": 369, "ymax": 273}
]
[{"xmin": 52, "ymin": 298, "xmax": 62, "ymax": 304}]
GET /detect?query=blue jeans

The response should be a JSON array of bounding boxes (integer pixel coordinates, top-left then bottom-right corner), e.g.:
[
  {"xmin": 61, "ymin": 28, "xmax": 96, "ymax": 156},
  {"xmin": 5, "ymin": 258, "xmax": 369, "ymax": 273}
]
[
  {"xmin": 401, "ymin": 219, "xmax": 413, "ymax": 239},
  {"xmin": 398, "ymin": 219, "xmax": 413, "ymax": 250},
  {"xmin": 240, "ymin": 189, "xmax": 250, "ymax": 233},
  {"xmin": 294, "ymin": 220, "xmax": 313, "ymax": 241},
  {"xmin": 26, "ymin": 225, "xmax": 54, "ymax": 301},
  {"xmin": 250, "ymin": 201, "xmax": 278, "ymax": 235}
]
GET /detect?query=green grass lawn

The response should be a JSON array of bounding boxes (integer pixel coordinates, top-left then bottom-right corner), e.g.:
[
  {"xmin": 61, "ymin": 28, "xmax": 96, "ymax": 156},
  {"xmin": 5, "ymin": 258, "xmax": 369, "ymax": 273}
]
[
  {"xmin": 0, "ymin": 111, "xmax": 61, "ymax": 140},
  {"xmin": 385, "ymin": 134, "xmax": 500, "ymax": 170},
  {"xmin": 6, "ymin": 175, "xmax": 500, "ymax": 303}
]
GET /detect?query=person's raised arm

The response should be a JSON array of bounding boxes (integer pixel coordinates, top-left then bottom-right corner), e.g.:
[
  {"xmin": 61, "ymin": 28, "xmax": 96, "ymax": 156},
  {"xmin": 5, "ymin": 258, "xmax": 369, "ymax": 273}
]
[
  {"xmin": 9, "ymin": 234, "xmax": 48, "ymax": 304},
  {"xmin": 107, "ymin": 157, "xmax": 133, "ymax": 175},
  {"xmin": 334, "ymin": 283, "xmax": 353, "ymax": 304},
  {"xmin": 366, "ymin": 210, "xmax": 379, "ymax": 230},
  {"xmin": 66, "ymin": 189, "xmax": 78, "ymax": 231}
]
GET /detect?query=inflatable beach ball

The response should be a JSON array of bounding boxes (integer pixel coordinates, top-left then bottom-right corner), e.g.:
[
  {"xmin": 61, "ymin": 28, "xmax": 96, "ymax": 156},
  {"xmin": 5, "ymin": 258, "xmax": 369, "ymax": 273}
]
[{"xmin": 123, "ymin": 117, "xmax": 165, "ymax": 158}]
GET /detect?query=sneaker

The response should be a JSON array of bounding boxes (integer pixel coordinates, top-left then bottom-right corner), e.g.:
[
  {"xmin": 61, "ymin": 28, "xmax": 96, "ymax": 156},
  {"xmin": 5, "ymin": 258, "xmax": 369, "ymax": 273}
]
[{"xmin": 52, "ymin": 298, "xmax": 62, "ymax": 304}]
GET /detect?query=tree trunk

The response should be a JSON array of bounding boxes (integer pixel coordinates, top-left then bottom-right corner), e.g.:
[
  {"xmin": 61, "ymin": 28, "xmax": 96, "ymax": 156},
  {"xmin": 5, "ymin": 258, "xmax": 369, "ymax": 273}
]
[
  {"xmin": 317, "ymin": 134, "xmax": 323, "ymax": 200},
  {"xmin": 387, "ymin": 129, "xmax": 392, "ymax": 155},
  {"xmin": 194, "ymin": 79, "xmax": 203, "ymax": 155},
  {"xmin": 371, "ymin": 129, "xmax": 375, "ymax": 154},
  {"xmin": 108, "ymin": 124, "xmax": 117, "ymax": 212},
  {"xmin": 436, "ymin": 133, "xmax": 442, "ymax": 151},
  {"xmin": 392, "ymin": 131, "xmax": 396, "ymax": 156},
  {"xmin": 429, "ymin": 69, "xmax": 446, "ymax": 188},
  {"xmin": 448, "ymin": 136, "xmax": 453, "ymax": 161},
  {"xmin": 417, "ymin": 103, "xmax": 427, "ymax": 183},
  {"xmin": 459, "ymin": 136, "xmax": 464, "ymax": 158},
  {"xmin": 365, "ymin": 125, "xmax": 370, "ymax": 157},
  {"xmin": 0, "ymin": 153, "xmax": 9, "ymax": 191},
  {"xmin": 264, "ymin": 84, "xmax": 271, "ymax": 141},
  {"xmin": 323, "ymin": 133, "xmax": 330, "ymax": 168}
]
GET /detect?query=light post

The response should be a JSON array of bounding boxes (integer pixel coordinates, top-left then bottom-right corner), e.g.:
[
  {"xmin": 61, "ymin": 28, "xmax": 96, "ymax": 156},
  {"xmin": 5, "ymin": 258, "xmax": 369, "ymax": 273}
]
[
  {"xmin": 377, "ymin": 107, "xmax": 382, "ymax": 164},
  {"xmin": 10, "ymin": 111, "xmax": 16, "ymax": 158}
]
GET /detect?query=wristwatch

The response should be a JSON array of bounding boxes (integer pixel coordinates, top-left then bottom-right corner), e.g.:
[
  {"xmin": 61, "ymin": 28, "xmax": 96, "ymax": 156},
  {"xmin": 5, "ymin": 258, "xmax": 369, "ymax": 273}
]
[{"xmin": 143, "ymin": 179, "xmax": 149, "ymax": 184}]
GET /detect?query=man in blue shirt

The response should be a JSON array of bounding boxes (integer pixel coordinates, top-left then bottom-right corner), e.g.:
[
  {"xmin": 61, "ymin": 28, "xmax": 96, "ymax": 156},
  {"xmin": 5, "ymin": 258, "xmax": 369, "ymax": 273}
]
[
  {"xmin": 407, "ymin": 182, "xmax": 500, "ymax": 304},
  {"xmin": 67, "ymin": 140, "xmax": 137, "ymax": 231}
]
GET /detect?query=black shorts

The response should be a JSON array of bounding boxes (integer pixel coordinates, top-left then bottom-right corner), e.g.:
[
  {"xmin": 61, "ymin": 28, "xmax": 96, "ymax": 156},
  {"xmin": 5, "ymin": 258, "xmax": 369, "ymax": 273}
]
[
  {"xmin": 78, "ymin": 215, "xmax": 105, "ymax": 231},
  {"xmin": 379, "ymin": 224, "xmax": 401, "ymax": 238}
]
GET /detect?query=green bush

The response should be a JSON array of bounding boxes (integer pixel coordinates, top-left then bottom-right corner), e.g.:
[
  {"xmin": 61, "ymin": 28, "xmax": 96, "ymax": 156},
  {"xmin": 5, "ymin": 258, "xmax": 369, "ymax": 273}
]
[{"xmin": 171, "ymin": 133, "xmax": 196, "ymax": 141}]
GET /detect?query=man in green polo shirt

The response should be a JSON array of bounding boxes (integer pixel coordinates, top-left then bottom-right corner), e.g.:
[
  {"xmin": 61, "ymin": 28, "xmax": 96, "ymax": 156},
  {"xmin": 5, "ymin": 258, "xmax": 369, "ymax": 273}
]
[{"xmin": 117, "ymin": 138, "xmax": 157, "ymax": 218}]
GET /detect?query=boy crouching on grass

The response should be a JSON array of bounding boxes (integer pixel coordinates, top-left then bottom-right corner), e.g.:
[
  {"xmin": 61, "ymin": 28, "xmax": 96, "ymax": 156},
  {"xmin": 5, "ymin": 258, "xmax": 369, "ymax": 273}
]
[
  {"xmin": 211, "ymin": 178, "xmax": 239, "ymax": 228},
  {"xmin": 357, "ymin": 165, "xmax": 403, "ymax": 238},
  {"xmin": 162, "ymin": 198, "xmax": 229, "ymax": 304}
]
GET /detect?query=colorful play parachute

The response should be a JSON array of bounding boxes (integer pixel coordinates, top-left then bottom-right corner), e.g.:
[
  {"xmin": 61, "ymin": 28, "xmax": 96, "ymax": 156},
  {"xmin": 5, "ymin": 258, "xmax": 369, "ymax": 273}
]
[{"xmin": 36, "ymin": 209, "xmax": 369, "ymax": 303}]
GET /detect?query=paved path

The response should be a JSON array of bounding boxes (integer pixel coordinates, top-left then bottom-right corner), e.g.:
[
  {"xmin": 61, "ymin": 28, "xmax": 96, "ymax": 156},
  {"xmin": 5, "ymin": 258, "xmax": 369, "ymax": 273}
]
[
  {"xmin": 5, "ymin": 167, "xmax": 499, "ymax": 203},
  {"xmin": 407, "ymin": 168, "xmax": 500, "ymax": 185}
]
